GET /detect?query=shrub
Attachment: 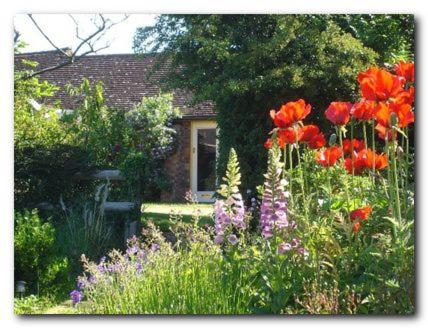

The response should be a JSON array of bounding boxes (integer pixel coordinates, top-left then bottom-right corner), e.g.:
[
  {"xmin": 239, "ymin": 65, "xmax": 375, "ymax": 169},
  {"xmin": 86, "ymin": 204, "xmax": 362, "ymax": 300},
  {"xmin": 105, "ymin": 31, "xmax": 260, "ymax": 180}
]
[
  {"xmin": 14, "ymin": 209, "xmax": 70, "ymax": 296},
  {"xmin": 14, "ymin": 144, "xmax": 94, "ymax": 209},
  {"xmin": 14, "ymin": 295, "xmax": 56, "ymax": 315}
]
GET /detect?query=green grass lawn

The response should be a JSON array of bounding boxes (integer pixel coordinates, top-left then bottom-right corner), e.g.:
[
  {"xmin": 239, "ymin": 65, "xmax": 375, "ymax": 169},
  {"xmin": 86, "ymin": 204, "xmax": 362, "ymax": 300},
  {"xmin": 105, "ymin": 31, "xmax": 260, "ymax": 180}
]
[{"xmin": 141, "ymin": 203, "xmax": 214, "ymax": 230}]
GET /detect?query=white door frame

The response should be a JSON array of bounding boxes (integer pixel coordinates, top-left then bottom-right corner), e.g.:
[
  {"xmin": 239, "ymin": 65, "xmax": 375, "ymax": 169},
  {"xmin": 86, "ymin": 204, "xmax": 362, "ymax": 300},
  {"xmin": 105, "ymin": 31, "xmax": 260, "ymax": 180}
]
[{"xmin": 190, "ymin": 120, "xmax": 217, "ymax": 203}]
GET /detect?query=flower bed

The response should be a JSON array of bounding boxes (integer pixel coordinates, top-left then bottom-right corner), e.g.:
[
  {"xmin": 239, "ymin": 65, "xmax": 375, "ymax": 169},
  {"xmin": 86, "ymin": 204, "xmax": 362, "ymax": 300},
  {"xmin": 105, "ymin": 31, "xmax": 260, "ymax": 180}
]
[{"xmin": 69, "ymin": 62, "xmax": 414, "ymax": 315}]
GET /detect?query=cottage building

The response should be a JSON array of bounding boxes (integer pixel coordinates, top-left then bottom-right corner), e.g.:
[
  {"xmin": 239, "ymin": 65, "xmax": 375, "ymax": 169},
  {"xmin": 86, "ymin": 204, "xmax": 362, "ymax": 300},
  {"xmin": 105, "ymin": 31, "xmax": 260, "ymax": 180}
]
[{"xmin": 15, "ymin": 50, "xmax": 217, "ymax": 202}]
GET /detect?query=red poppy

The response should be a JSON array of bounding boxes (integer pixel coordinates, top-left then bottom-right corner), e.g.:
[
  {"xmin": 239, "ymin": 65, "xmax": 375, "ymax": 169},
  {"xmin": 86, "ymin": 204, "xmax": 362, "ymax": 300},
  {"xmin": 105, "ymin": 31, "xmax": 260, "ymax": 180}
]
[
  {"xmin": 375, "ymin": 124, "xmax": 397, "ymax": 141},
  {"xmin": 264, "ymin": 138, "xmax": 273, "ymax": 149},
  {"xmin": 358, "ymin": 67, "xmax": 404, "ymax": 101},
  {"xmin": 344, "ymin": 156, "xmax": 366, "ymax": 175},
  {"xmin": 270, "ymin": 99, "xmax": 312, "ymax": 128},
  {"xmin": 342, "ymin": 139, "xmax": 366, "ymax": 154},
  {"xmin": 365, "ymin": 149, "xmax": 388, "ymax": 170},
  {"xmin": 278, "ymin": 127, "xmax": 303, "ymax": 146},
  {"xmin": 350, "ymin": 206, "xmax": 372, "ymax": 222},
  {"xmin": 394, "ymin": 61, "xmax": 414, "ymax": 83},
  {"xmin": 270, "ymin": 110, "xmax": 289, "ymax": 129},
  {"xmin": 300, "ymin": 125, "xmax": 320, "ymax": 142},
  {"xmin": 351, "ymin": 100, "xmax": 376, "ymax": 121},
  {"xmin": 315, "ymin": 146, "xmax": 342, "ymax": 167},
  {"xmin": 352, "ymin": 221, "xmax": 361, "ymax": 233},
  {"xmin": 325, "ymin": 102, "xmax": 353, "ymax": 125},
  {"xmin": 375, "ymin": 101, "xmax": 414, "ymax": 129},
  {"xmin": 393, "ymin": 86, "xmax": 414, "ymax": 106},
  {"xmin": 308, "ymin": 133, "xmax": 326, "ymax": 149}
]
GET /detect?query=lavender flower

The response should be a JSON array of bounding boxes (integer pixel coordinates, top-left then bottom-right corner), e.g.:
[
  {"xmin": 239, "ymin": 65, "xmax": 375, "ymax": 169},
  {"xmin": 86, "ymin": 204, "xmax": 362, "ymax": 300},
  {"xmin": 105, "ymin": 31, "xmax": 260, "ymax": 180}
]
[
  {"xmin": 76, "ymin": 276, "xmax": 87, "ymax": 290},
  {"xmin": 151, "ymin": 243, "xmax": 160, "ymax": 252},
  {"xmin": 214, "ymin": 234, "xmax": 224, "ymax": 244},
  {"xmin": 126, "ymin": 245, "xmax": 139, "ymax": 256},
  {"xmin": 227, "ymin": 234, "xmax": 238, "ymax": 245},
  {"xmin": 70, "ymin": 290, "xmax": 83, "ymax": 306},
  {"xmin": 88, "ymin": 275, "xmax": 97, "ymax": 284},
  {"xmin": 135, "ymin": 262, "xmax": 143, "ymax": 275}
]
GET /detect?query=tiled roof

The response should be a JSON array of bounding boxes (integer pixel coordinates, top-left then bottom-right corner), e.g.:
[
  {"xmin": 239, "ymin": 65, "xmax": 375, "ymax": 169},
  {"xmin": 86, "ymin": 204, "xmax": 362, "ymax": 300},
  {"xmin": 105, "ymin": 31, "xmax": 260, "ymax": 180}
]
[{"xmin": 14, "ymin": 50, "xmax": 215, "ymax": 119}]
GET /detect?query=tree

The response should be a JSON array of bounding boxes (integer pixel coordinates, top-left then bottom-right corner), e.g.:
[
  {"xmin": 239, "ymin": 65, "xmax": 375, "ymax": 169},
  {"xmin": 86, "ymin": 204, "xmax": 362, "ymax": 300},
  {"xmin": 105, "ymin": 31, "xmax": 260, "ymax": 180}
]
[
  {"xmin": 331, "ymin": 14, "xmax": 414, "ymax": 64},
  {"xmin": 133, "ymin": 14, "xmax": 382, "ymax": 190}
]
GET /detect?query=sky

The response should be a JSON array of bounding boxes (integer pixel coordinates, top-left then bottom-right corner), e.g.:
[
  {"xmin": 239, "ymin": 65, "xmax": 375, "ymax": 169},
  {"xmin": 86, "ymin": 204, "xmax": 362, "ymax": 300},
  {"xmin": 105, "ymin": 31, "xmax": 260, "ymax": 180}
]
[{"xmin": 14, "ymin": 14, "xmax": 157, "ymax": 54}]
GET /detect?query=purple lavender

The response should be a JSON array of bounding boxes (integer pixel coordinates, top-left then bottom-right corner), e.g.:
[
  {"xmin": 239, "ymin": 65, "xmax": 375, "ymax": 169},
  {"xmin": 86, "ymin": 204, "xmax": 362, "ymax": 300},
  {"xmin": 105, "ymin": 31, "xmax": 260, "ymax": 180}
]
[
  {"xmin": 150, "ymin": 243, "xmax": 160, "ymax": 252},
  {"xmin": 135, "ymin": 262, "xmax": 143, "ymax": 275},
  {"xmin": 70, "ymin": 290, "xmax": 83, "ymax": 306},
  {"xmin": 77, "ymin": 276, "xmax": 88, "ymax": 290}
]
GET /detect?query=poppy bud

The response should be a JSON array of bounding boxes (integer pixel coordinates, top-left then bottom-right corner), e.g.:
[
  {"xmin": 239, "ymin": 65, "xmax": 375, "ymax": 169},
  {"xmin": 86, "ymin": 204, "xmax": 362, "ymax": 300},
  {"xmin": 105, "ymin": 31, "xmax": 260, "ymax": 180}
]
[
  {"xmin": 329, "ymin": 133, "xmax": 337, "ymax": 146},
  {"xmin": 390, "ymin": 112, "xmax": 398, "ymax": 127},
  {"xmin": 396, "ymin": 145, "xmax": 404, "ymax": 159}
]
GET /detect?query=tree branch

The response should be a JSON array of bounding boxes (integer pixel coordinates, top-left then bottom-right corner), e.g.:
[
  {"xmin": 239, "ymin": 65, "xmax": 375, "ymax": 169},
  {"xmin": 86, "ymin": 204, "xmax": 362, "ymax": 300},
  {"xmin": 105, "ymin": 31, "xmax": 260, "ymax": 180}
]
[
  {"xmin": 19, "ymin": 14, "xmax": 129, "ymax": 80},
  {"xmin": 14, "ymin": 28, "xmax": 21, "ymax": 44}
]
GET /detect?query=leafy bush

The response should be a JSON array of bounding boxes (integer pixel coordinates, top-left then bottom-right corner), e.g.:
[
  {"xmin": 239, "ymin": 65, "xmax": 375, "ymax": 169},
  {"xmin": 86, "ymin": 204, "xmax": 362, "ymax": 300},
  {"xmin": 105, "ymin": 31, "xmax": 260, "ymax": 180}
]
[
  {"xmin": 14, "ymin": 210, "xmax": 70, "ymax": 296},
  {"xmin": 14, "ymin": 144, "xmax": 94, "ymax": 209},
  {"xmin": 125, "ymin": 93, "xmax": 181, "ymax": 158},
  {"xmin": 14, "ymin": 66, "xmax": 180, "ymax": 210}
]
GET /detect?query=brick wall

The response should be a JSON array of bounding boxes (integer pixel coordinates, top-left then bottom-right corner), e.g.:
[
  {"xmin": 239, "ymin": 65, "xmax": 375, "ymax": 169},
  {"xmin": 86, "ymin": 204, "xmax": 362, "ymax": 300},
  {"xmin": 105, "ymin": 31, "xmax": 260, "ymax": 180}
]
[{"xmin": 161, "ymin": 121, "xmax": 191, "ymax": 202}]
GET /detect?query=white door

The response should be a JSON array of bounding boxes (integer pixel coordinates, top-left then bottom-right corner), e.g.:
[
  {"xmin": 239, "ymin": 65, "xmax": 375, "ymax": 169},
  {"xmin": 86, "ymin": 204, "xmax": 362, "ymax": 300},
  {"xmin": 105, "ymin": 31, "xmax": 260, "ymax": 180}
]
[{"xmin": 190, "ymin": 121, "xmax": 217, "ymax": 202}]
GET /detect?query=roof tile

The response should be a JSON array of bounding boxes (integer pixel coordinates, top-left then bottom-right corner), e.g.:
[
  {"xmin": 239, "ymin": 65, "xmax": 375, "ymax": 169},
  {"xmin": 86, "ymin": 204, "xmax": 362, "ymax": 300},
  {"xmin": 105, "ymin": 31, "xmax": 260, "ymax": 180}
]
[{"xmin": 15, "ymin": 50, "xmax": 215, "ymax": 119}]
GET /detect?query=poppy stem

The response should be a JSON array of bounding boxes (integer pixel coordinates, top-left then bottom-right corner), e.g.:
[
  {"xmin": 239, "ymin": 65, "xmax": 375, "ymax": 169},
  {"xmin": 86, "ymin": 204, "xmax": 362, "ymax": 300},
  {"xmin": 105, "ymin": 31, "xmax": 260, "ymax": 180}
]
[
  {"xmin": 385, "ymin": 136, "xmax": 397, "ymax": 240},
  {"xmin": 295, "ymin": 141, "xmax": 306, "ymax": 212},
  {"xmin": 350, "ymin": 119, "xmax": 356, "ymax": 207},
  {"xmin": 404, "ymin": 127, "xmax": 410, "ymax": 216},
  {"xmin": 363, "ymin": 122, "xmax": 368, "ymax": 152},
  {"xmin": 337, "ymin": 126, "xmax": 350, "ymax": 212},
  {"xmin": 288, "ymin": 144, "xmax": 294, "ymax": 208},
  {"xmin": 283, "ymin": 144, "xmax": 287, "ymax": 180},
  {"xmin": 371, "ymin": 120, "xmax": 376, "ymax": 180},
  {"xmin": 390, "ymin": 139, "xmax": 403, "ymax": 227}
]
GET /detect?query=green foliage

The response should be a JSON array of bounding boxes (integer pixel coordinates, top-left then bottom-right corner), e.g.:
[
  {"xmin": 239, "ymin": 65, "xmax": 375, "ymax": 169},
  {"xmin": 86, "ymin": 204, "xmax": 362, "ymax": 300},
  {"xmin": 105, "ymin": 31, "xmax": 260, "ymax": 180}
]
[
  {"xmin": 14, "ymin": 70, "xmax": 179, "ymax": 208},
  {"xmin": 133, "ymin": 14, "xmax": 380, "ymax": 190},
  {"xmin": 67, "ymin": 79, "xmax": 134, "ymax": 166},
  {"xmin": 14, "ymin": 144, "xmax": 94, "ymax": 209},
  {"xmin": 14, "ymin": 210, "xmax": 70, "ymax": 295},
  {"xmin": 14, "ymin": 295, "xmax": 56, "ymax": 315},
  {"xmin": 117, "ymin": 94, "xmax": 181, "ymax": 200},
  {"xmin": 125, "ymin": 93, "xmax": 181, "ymax": 157},
  {"xmin": 14, "ymin": 60, "xmax": 67, "ymax": 150},
  {"xmin": 332, "ymin": 14, "xmax": 414, "ymax": 65}
]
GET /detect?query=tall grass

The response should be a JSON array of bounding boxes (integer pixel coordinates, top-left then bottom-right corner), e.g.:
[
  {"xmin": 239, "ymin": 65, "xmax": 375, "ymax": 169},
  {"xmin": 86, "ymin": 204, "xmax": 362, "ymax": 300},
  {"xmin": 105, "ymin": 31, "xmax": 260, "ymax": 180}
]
[
  {"xmin": 78, "ymin": 222, "xmax": 254, "ymax": 314},
  {"xmin": 56, "ymin": 183, "xmax": 117, "ymax": 272}
]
